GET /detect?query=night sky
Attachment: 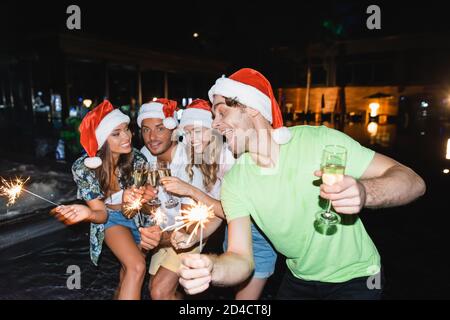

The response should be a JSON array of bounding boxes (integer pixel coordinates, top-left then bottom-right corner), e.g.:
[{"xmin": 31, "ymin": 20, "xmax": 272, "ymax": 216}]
[{"xmin": 2, "ymin": 1, "xmax": 450, "ymax": 62}]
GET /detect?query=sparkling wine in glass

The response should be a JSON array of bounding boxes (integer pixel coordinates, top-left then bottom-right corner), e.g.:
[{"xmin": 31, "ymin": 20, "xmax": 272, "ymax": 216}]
[
  {"xmin": 314, "ymin": 145, "xmax": 347, "ymax": 235},
  {"xmin": 158, "ymin": 161, "xmax": 179, "ymax": 209},
  {"xmin": 132, "ymin": 162, "xmax": 149, "ymax": 226},
  {"xmin": 147, "ymin": 163, "xmax": 161, "ymax": 207}
]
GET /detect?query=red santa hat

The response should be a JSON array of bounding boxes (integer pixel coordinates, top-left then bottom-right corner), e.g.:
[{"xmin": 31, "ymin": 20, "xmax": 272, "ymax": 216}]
[
  {"xmin": 137, "ymin": 98, "xmax": 178, "ymax": 129},
  {"xmin": 179, "ymin": 99, "xmax": 213, "ymax": 129},
  {"xmin": 208, "ymin": 68, "xmax": 291, "ymax": 144},
  {"xmin": 79, "ymin": 100, "xmax": 130, "ymax": 169}
]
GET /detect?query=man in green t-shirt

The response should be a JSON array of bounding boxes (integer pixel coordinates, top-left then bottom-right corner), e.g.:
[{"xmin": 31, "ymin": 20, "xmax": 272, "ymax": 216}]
[{"xmin": 178, "ymin": 68, "xmax": 426, "ymax": 299}]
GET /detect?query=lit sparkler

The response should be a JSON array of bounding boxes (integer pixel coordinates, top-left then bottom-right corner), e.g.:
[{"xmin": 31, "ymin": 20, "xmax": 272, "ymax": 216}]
[
  {"xmin": 0, "ymin": 177, "xmax": 59, "ymax": 207},
  {"xmin": 151, "ymin": 207, "xmax": 168, "ymax": 227},
  {"xmin": 123, "ymin": 198, "xmax": 142, "ymax": 219},
  {"xmin": 161, "ymin": 202, "xmax": 214, "ymax": 251}
]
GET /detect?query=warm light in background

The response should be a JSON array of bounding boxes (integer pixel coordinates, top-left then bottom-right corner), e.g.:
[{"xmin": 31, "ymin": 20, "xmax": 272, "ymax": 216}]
[
  {"xmin": 193, "ymin": 32, "xmax": 199, "ymax": 38},
  {"xmin": 443, "ymin": 169, "xmax": 449, "ymax": 174},
  {"xmin": 367, "ymin": 122, "xmax": 378, "ymax": 137},
  {"xmin": 369, "ymin": 102, "xmax": 380, "ymax": 117},
  {"xmin": 82, "ymin": 99, "xmax": 92, "ymax": 108},
  {"xmin": 446, "ymin": 139, "xmax": 450, "ymax": 160},
  {"xmin": 152, "ymin": 97, "xmax": 158, "ymax": 102}
]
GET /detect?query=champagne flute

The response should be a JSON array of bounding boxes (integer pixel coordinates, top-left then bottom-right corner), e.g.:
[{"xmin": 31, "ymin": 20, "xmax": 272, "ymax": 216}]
[
  {"xmin": 147, "ymin": 162, "xmax": 161, "ymax": 207},
  {"xmin": 158, "ymin": 161, "xmax": 179, "ymax": 209},
  {"xmin": 131, "ymin": 162, "xmax": 149, "ymax": 226},
  {"xmin": 314, "ymin": 145, "xmax": 347, "ymax": 235}
]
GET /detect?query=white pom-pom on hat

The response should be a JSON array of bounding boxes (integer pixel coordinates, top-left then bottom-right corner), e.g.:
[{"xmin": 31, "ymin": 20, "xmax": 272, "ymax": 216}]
[
  {"xmin": 84, "ymin": 156, "xmax": 102, "ymax": 169},
  {"xmin": 272, "ymin": 126, "xmax": 292, "ymax": 145},
  {"xmin": 163, "ymin": 117, "xmax": 178, "ymax": 129}
]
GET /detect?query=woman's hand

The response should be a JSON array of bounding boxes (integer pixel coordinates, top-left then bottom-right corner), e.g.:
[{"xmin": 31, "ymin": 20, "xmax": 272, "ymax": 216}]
[
  {"xmin": 139, "ymin": 225, "xmax": 162, "ymax": 250},
  {"xmin": 160, "ymin": 177, "xmax": 194, "ymax": 198},
  {"xmin": 123, "ymin": 186, "xmax": 156, "ymax": 204},
  {"xmin": 171, "ymin": 228, "xmax": 198, "ymax": 250},
  {"xmin": 53, "ymin": 204, "xmax": 93, "ymax": 225}
]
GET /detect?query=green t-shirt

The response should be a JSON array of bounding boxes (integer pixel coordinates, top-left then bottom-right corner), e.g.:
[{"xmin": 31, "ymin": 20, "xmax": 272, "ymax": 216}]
[{"xmin": 221, "ymin": 125, "xmax": 380, "ymax": 283}]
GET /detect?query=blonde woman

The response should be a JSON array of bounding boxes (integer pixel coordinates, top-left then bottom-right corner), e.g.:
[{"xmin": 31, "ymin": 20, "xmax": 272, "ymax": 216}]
[{"xmin": 160, "ymin": 99, "xmax": 277, "ymax": 300}]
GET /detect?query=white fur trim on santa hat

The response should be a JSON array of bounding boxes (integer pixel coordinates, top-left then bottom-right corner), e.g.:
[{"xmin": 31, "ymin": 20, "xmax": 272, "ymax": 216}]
[
  {"xmin": 137, "ymin": 102, "xmax": 164, "ymax": 127},
  {"xmin": 179, "ymin": 108, "xmax": 213, "ymax": 129},
  {"xmin": 272, "ymin": 126, "xmax": 292, "ymax": 145},
  {"xmin": 84, "ymin": 156, "xmax": 102, "ymax": 169},
  {"xmin": 137, "ymin": 102, "xmax": 178, "ymax": 129},
  {"xmin": 208, "ymin": 77, "xmax": 272, "ymax": 124},
  {"xmin": 95, "ymin": 109, "xmax": 130, "ymax": 150}
]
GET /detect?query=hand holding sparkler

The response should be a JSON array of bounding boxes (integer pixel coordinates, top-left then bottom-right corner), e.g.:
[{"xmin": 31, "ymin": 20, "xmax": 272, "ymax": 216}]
[
  {"xmin": 122, "ymin": 185, "xmax": 156, "ymax": 219},
  {"xmin": 171, "ymin": 228, "xmax": 198, "ymax": 250},
  {"xmin": 179, "ymin": 253, "xmax": 213, "ymax": 295},
  {"xmin": 139, "ymin": 225, "xmax": 162, "ymax": 251},
  {"xmin": 53, "ymin": 204, "xmax": 93, "ymax": 225}
]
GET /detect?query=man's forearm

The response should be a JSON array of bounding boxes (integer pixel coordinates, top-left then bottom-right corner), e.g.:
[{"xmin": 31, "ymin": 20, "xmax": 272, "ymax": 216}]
[
  {"xmin": 209, "ymin": 252, "xmax": 254, "ymax": 287},
  {"xmin": 361, "ymin": 164, "xmax": 426, "ymax": 209}
]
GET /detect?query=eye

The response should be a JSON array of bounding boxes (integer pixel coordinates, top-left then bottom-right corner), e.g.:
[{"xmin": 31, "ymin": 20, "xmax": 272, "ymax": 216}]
[{"xmin": 157, "ymin": 127, "xmax": 164, "ymax": 132}]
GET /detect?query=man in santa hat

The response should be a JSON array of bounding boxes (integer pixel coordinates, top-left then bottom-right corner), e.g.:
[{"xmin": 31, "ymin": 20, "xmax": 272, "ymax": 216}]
[
  {"xmin": 136, "ymin": 98, "xmax": 207, "ymax": 300},
  {"xmin": 178, "ymin": 68, "xmax": 426, "ymax": 299}
]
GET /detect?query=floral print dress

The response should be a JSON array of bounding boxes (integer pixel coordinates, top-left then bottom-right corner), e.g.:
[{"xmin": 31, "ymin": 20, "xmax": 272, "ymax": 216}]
[{"xmin": 71, "ymin": 148, "xmax": 147, "ymax": 265}]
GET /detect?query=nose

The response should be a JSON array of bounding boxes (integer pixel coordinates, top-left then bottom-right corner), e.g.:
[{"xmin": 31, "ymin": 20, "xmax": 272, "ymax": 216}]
[{"xmin": 149, "ymin": 130, "xmax": 158, "ymax": 141}]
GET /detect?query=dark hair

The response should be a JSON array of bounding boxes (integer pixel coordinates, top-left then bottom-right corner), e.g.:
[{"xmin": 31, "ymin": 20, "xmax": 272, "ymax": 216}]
[{"xmin": 94, "ymin": 142, "xmax": 134, "ymax": 198}]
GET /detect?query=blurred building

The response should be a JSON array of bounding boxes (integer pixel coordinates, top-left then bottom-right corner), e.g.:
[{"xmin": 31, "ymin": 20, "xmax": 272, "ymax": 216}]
[
  {"xmin": 0, "ymin": 33, "xmax": 228, "ymax": 159},
  {"xmin": 278, "ymin": 33, "xmax": 450, "ymax": 125}
]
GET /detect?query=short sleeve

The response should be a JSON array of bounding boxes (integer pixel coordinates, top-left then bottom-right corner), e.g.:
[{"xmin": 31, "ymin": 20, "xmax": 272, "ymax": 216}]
[
  {"xmin": 71, "ymin": 157, "xmax": 103, "ymax": 201},
  {"xmin": 220, "ymin": 169, "xmax": 251, "ymax": 222},
  {"xmin": 319, "ymin": 126, "xmax": 375, "ymax": 179}
]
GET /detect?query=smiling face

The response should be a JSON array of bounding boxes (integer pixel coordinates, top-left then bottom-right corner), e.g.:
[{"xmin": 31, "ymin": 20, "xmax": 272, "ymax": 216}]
[
  {"xmin": 141, "ymin": 118, "xmax": 175, "ymax": 156},
  {"xmin": 183, "ymin": 125, "xmax": 212, "ymax": 154},
  {"xmin": 211, "ymin": 95, "xmax": 255, "ymax": 156},
  {"xmin": 106, "ymin": 122, "xmax": 132, "ymax": 154}
]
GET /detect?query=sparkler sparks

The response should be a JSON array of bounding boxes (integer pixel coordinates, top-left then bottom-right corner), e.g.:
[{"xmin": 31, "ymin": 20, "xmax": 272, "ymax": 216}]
[
  {"xmin": 123, "ymin": 198, "xmax": 142, "ymax": 219},
  {"xmin": 162, "ymin": 202, "xmax": 214, "ymax": 251},
  {"xmin": 151, "ymin": 207, "xmax": 168, "ymax": 227},
  {"xmin": 0, "ymin": 177, "xmax": 28, "ymax": 206},
  {"xmin": 0, "ymin": 177, "xmax": 59, "ymax": 207}
]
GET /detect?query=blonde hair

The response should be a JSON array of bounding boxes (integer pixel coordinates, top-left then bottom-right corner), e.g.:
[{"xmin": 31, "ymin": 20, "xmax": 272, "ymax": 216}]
[{"xmin": 185, "ymin": 129, "xmax": 223, "ymax": 192}]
